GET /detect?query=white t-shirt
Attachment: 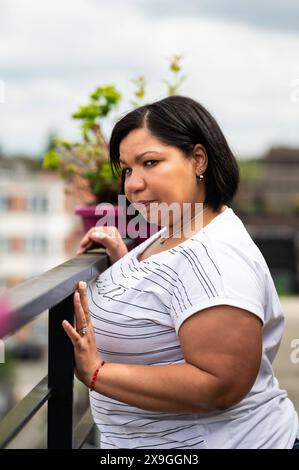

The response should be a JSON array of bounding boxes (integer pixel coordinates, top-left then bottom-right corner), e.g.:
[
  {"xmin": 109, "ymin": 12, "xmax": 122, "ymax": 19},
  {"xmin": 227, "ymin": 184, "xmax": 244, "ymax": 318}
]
[{"xmin": 88, "ymin": 206, "xmax": 298, "ymax": 449}]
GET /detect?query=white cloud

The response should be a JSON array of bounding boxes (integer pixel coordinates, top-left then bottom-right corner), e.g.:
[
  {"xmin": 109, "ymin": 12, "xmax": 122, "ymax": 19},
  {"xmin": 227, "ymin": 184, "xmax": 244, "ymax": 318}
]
[
  {"xmin": 125, "ymin": 0, "xmax": 299, "ymax": 34},
  {"xmin": 0, "ymin": 0, "xmax": 299, "ymax": 157}
]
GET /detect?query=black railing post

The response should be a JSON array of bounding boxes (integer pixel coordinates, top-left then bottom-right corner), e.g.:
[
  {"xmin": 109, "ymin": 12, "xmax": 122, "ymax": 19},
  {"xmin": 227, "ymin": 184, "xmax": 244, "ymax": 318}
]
[{"xmin": 48, "ymin": 295, "xmax": 75, "ymax": 449}]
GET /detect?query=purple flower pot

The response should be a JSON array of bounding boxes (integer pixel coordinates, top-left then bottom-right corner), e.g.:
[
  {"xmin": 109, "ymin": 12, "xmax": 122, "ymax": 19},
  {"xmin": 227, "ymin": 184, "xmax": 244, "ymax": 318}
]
[
  {"xmin": 75, "ymin": 205, "xmax": 123, "ymax": 233},
  {"xmin": 75, "ymin": 205, "xmax": 155, "ymax": 245}
]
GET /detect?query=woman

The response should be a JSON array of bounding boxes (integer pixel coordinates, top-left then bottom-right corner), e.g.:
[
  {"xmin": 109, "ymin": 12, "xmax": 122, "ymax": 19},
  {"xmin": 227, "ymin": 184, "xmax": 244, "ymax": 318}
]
[{"xmin": 63, "ymin": 96, "xmax": 299, "ymax": 449}]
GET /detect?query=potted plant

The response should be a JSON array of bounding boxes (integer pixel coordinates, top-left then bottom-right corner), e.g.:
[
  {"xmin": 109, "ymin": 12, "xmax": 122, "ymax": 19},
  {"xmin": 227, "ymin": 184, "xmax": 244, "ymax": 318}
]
[
  {"xmin": 43, "ymin": 54, "xmax": 187, "ymax": 241},
  {"xmin": 43, "ymin": 85, "xmax": 123, "ymax": 232}
]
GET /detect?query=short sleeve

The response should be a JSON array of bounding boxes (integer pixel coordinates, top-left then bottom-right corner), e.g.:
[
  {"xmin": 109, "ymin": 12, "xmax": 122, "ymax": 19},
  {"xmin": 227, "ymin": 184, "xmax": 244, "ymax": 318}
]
[{"xmin": 169, "ymin": 234, "xmax": 265, "ymax": 334}]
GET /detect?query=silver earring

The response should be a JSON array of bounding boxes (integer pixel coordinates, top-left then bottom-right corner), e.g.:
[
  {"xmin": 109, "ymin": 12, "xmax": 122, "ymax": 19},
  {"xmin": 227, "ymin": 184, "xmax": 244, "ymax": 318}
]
[{"xmin": 196, "ymin": 174, "xmax": 204, "ymax": 182}]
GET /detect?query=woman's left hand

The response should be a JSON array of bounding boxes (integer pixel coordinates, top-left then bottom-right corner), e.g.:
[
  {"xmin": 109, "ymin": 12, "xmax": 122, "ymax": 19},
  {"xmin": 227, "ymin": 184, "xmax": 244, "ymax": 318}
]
[{"xmin": 62, "ymin": 281, "xmax": 101, "ymax": 387}]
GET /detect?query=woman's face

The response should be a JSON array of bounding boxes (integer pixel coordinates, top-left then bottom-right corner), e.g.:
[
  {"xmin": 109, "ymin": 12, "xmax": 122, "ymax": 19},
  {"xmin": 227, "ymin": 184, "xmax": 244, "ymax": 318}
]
[{"xmin": 119, "ymin": 128, "xmax": 206, "ymax": 226}]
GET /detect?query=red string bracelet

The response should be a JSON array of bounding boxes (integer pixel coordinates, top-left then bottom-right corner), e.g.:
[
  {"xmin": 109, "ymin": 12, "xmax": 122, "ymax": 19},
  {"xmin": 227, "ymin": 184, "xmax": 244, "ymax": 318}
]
[{"xmin": 90, "ymin": 360, "xmax": 105, "ymax": 391}]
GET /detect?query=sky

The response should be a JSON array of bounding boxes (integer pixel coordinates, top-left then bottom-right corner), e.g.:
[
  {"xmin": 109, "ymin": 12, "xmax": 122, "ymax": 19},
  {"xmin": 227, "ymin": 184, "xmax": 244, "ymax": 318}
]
[{"xmin": 1, "ymin": 0, "xmax": 299, "ymax": 158}]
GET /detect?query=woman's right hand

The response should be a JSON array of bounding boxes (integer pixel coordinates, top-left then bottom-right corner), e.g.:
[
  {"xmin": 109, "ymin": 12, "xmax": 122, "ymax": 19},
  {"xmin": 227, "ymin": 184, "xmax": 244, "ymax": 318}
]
[{"xmin": 76, "ymin": 226, "xmax": 128, "ymax": 264}]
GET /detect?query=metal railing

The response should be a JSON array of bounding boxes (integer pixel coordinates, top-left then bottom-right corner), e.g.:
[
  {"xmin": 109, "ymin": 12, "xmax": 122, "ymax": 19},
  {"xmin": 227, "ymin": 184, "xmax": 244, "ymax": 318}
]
[{"xmin": 0, "ymin": 240, "xmax": 134, "ymax": 449}]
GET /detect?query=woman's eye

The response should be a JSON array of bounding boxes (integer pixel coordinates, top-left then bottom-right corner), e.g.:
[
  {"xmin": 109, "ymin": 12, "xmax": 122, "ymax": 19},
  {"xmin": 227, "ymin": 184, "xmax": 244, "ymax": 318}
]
[
  {"xmin": 144, "ymin": 160, "xmax": 157, "ymax": 167},
  {"xmin": 122, "ymin": 160, "xmax": 157, "ymax": 176}
]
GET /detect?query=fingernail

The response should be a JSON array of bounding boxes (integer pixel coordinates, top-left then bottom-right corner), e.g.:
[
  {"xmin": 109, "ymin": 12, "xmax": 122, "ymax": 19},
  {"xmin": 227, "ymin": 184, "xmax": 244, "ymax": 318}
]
[
  {"xmin": 93, "ymin": 232, "xmax": 106, "ymax": 239},
  {"xmin": 79, "ymin": 281, "xmax": 87, "ymax": 289}
]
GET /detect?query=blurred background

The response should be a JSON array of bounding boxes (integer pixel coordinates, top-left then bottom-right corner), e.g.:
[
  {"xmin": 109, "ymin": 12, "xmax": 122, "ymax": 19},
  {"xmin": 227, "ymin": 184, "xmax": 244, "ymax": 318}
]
[{"xmin": 0, "ymin": 0, "xmax": 299, "ymax": 448}]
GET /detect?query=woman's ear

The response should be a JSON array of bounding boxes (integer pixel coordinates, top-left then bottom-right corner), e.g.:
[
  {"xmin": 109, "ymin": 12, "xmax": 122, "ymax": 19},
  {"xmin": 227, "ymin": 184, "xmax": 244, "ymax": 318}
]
[{"xmin": 192, "ymin": 144, "xmax": 208, "ymax": 175}]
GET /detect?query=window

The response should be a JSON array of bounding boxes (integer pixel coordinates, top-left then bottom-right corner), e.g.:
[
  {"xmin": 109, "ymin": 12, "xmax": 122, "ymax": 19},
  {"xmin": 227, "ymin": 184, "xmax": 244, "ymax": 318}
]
[
  {"xmin": 26, "ymin": 237, "xmax": 48, "ymax": 254},
  {"xmin": 0, "ymin": 236, "xmax": 9, "ymax": 253},
  {"xmin": 27, "ymin": 195, "xmax": 49, "ymax": 213},
  {"xmin": 0, "ymin": 195, "xmax": 9, "ymax": 212}
]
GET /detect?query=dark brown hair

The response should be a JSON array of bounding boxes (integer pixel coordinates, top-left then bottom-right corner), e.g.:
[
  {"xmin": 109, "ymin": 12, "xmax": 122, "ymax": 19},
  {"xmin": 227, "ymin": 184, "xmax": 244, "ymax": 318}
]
[{"xmin": 109, "ymin": 95, "xmax": 239, "ymax": 211}]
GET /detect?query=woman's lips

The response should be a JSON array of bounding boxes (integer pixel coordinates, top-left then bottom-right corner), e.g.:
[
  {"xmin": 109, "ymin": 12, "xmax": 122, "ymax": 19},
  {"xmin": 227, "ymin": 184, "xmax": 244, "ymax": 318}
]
[{"xmin": 135, "ymin": 200, "xmax": 159, "ymax": 206}]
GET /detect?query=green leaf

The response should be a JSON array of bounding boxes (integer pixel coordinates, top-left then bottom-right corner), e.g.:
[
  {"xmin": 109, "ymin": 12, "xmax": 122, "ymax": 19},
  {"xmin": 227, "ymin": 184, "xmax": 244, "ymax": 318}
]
[
  {"xmin": 43, "ymin": 150, "xmax": 63, "ymax": 170},
  {"xmin": 52, "ymin": 138, "xmax": 71, "ymax": 149},
  {"xmin": 72, "ymin": 103, "xmax": 100, "ymax": 121}
]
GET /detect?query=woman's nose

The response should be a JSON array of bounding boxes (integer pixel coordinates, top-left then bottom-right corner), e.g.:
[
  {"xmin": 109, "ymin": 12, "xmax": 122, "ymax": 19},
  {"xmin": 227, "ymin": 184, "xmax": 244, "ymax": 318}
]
[{"xmin": 125, "ymin": 172, "xmax": 146, "ymax": 193}]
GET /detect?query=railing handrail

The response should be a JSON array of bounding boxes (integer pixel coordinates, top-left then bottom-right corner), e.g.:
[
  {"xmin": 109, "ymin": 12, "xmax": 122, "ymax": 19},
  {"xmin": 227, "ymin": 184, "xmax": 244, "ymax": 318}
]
[
  {"xmin": 0, "ymin": 376, "xmax": 50, "ymax": 448},
  {"xmin": 0, "ymin": 239, "xmax": 134, "ymax": 339}
]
